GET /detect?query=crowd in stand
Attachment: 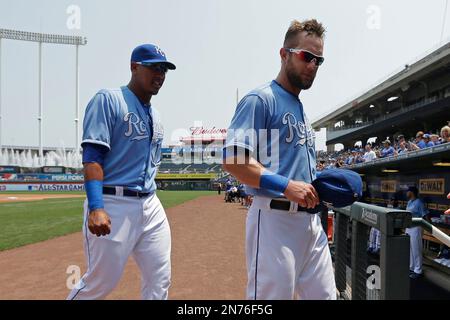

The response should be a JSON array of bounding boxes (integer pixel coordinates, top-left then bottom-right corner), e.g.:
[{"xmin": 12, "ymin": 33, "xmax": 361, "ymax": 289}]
[{"xmin": 317, "ymin": 125, "xmax": 450, "ymax": 171}]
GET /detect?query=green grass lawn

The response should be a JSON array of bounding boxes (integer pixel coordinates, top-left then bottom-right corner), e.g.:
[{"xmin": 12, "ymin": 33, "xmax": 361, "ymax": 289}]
[{"xmin": 0, "ymin": 190, "xmax": 215, "ymax": 251}]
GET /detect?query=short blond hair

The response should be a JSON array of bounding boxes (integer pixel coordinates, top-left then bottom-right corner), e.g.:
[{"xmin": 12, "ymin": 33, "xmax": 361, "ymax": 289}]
[
  {"xmin": 284, "ymin": 19, "xmax": 326, "ymax": 47},
  {"xmin": 441, "ymin": 125, "xmax": 450, "ymax": 137}
]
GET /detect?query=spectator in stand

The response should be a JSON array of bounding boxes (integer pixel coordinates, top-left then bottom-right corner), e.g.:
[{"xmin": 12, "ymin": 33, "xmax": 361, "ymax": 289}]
[
  {"xmin": 345, "ymin": 151, "xmax": 355, "ymax": 165},
  {"xmin": 354, "ymin": 151, "xmax": 364, "ymax": 164},
  {"xmin": 423, "ymin": 134, "xmax": 434, "ymax": 148},
  {"xmin": 397, "ymin": 140, "xmax": 409, "ymax": 154},
  {"xmin": 396, "ymin": 134, "xmax": 405, "ymax": 144},
  {"xmin": 380, "ymin": 140, "xmax": 395, "ymax": 158},
  {"xmin": 327, "ymin": 159, "xmax": 337, "ymax": 169},
  {"xmin": 412, "ymin": 131, "xmax": 427, "ymax": 149},
  {"xmin": 373, "ymin": 148, "xmax": 381, "ymax": 158},
  {"xmin": 315, "ymin": 125, "xmax": 447, "ymax": 169},
  {"xmin": 441, "ymin": 126, "xmax": 450, "ymax": 144},
  {"xmin": 430, "ymin": 134, "xmax": 441, "ymax": 146},
  {"xmin": 316, "ymin": 161, "xmax": 324, "ymax": 172},
  {"xmin": 363, "ymin": 144, "xmax": 377, "ymax": 162}
]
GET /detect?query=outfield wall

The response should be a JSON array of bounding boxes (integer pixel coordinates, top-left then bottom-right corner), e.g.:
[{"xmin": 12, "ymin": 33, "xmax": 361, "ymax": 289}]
[
  {"xmin": 0, "ymin": 173, "xmax": 218, "ymax": 192},
  {"xmin": 0, "ymin": 182, "xmax": 84, "ymax": 192},
  {"xmin": 157, "ymin": 180, "xmax": 214, "ymax": 191},
  {"xmin": 0, "ymin": 174, "xmax": 83, "ymax": 182}
]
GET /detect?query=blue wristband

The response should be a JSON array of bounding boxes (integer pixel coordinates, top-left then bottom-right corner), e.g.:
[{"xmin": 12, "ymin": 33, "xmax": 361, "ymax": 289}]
[
  {"xmin": 259, "ymin": 170, "xmax": 290, "ymax": 193},
  {"xmin": 85, "ymin": 180, "xmax": 104, "ymax": 211}
]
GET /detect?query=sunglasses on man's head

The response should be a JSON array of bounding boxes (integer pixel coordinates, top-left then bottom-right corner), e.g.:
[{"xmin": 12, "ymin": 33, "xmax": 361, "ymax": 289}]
[
  {"xmin": 285, "ymin": 48, "xmax": 324, "ymax": 66},
  {"xmin": 135, "ymin": 62, "xmax": 169, "ymax": 74}
]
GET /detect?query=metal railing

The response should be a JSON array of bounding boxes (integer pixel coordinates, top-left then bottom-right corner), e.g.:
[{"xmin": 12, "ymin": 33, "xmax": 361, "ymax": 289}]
[
  {"xmin": 332, "ymin": 202, "xmax": 412, "ymax": 300},
  {"xmin": 329, "ymin": 95, "xmax": 439, "ymax": 133},
  {"xmin": 350, "ymin": 142, "xmax": 450, "ymax": 169}
]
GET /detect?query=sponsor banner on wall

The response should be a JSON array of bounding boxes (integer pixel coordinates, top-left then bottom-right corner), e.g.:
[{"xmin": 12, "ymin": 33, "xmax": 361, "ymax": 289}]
[
  {"xmin": 0, "ymin": 183, "xmax": 84, "ymax": 192},
  {"xmin": 380, "ymin": 180, "xmax": 397, "ymax": 193},
  {"xmin": 363, "ymin": 172, "xmax": 450, "ymax": 215},
  {"xmin": 156, "ymin": 173, "xmax": 217, "ymax": 180},
  {"xmin": 0, "ymin": 166, "xmax": 20, "ymax": 173},
  {"xmin": 0, "ymin": 174, "xmax": 18, "ymax": 181},
  {"xmin": 419, "ymin": 179, "xmax": 445, "ymax": 195},
  {"xmin": 367, "ymin": 183, "xmax": 380, "ymax": 192},
  {"xmin": 0, "ymin": 174, "xmax": 83, "ymax": 182},
  {"xmin": 50, "ymin": 175, "xmax": 84, "ymax": 181},
  {"xmin": 42, "ymin": 166, "xmax": 65, "ymax": 174},
  {"xmin": 0, "ymin": 184, "xmax": 29, "ymax": 191}
]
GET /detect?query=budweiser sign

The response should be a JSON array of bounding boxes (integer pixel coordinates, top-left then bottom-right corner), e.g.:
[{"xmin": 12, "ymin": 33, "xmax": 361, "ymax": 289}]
[{"xmin": 189, "ymin": 127, "xmax": 227, "ymax": 136}]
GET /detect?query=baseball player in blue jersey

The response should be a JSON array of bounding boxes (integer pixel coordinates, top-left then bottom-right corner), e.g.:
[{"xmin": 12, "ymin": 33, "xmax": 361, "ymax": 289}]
[
  {"xmin": 223, "ymin": 19, "xmax": 336, "ymax": 299},
  {"xmin": 67, "ymin": 44, "xmax": 176, "ymax": 300}
]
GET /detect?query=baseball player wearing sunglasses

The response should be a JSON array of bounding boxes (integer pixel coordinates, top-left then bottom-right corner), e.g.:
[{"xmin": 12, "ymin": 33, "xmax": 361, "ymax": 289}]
[
  {"xmin": 67, "ymin": 44, "xmax": 175, "ymax": 300},
  {"xmin": 223, "ymin": 19, "xmax": 336, "ymax": 300}
]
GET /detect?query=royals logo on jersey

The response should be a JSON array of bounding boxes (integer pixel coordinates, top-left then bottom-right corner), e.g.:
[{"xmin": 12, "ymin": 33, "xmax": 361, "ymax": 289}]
[
  {"xmin": 124, "ymin": 112, "xmax": 149, "ymax": 141},
  {"xmin": 281, "ymin": 112, "xmax": 315, "ymax": 148}
]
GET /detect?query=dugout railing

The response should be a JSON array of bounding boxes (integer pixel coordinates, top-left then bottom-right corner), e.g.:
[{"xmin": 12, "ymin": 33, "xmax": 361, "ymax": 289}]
[{"xmin": 326, "ymin": 202, "xmax": 412, "ymax": 300}]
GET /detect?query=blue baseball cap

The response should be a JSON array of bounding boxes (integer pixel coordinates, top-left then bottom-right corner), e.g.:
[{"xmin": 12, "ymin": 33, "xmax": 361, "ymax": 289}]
[
  {"xmin": 131, "ymin": 44, "xmax": 176, "ymax": 70},
  {"xmin": 311, "ymin": 168, "xmax": 362, "ymax": 209},
  {"xmin": 407, "ymin": 186, "xmax": 418, "ymax": 196}
]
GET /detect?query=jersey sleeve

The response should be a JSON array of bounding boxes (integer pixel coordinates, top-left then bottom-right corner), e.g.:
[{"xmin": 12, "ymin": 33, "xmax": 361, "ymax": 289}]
[
  {"xmin": 82, "ymin": 143, "xmax": 109, "ymax": 166},
  {"xmin": 224, "ymin": 94, "xmax": 268, "ymax": 155},
  {"xmin": 81, "ymin": 92, "xmax": 116, "ymax": 150}
]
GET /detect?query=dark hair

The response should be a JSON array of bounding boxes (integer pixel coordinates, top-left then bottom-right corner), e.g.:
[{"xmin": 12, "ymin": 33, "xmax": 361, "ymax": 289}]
[{"xmin": 408, "ymin": 186, "xmax": 418, "ymax": 197}]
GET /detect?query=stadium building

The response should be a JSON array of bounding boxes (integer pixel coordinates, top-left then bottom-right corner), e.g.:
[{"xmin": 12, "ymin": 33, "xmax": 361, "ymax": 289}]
[
  {"xmin": 156, "ymin": 126, "xmax": 226, "ymax": 190},
  {"xmin": 314, "ymin": 42, "xmax": 450, "ymax": 152},
  {"xmin": 312, "ymin": 42, "xmax": 450, "ymax": 278}
]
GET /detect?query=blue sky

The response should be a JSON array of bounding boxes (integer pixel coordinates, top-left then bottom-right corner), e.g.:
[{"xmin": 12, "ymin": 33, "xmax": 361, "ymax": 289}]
[{"xmin": 0, "ymin": 0, "xmax": 449, "ymax": 150}]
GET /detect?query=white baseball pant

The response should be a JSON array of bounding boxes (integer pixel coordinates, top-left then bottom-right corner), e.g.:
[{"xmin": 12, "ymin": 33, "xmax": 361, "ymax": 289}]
[
  {"xmin": 406, "ymin": 226, "xmax": 423, "ymax": 274},
  {"xmin": 67, "ymin": 193, "xmax": 171, "ymax": 300},
  {"xmin": 246, "ymin": 196, "xmax": 337, "ymax": 300}
]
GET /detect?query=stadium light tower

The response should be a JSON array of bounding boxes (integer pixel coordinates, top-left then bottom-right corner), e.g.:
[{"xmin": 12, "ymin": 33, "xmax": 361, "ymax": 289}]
[{"xmin": 0, "ymin": 29, "xmax": 87, "ymax": 160}]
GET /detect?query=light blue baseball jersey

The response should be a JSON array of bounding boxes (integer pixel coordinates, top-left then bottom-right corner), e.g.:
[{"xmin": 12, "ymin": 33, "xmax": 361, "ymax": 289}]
[
  {"xmin": 224, "ymin": 80, "xmax": 316, "ymax": 198},
  {"xmin": 406, "ymin": 198, "xmax": 428, "ymax": 218},
  {"xmin": 82, "ymin": 86, "xmax": 163, "ymax": 193}
]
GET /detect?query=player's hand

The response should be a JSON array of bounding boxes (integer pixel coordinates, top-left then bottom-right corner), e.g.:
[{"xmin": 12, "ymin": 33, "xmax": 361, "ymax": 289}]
[
  {"xmin": 88, "ymin": 209, "xmax": 111, "ymax": 237},
  {"xmin": 284, "ymin": 180, "xmax": 320, "ymax": 209}
]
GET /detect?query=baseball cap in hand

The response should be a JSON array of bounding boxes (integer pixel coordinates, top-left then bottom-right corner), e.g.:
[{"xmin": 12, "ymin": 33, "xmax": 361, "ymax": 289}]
[
  {"xmin": 312, "ymin": 168, "xmax": 363, "ymax": 209},
  {"xmin": 131, "ymin": 44, "xmax": 176, "ymax": 70}
]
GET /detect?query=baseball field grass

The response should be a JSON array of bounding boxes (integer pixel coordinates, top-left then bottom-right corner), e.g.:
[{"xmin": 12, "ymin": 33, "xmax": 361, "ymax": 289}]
[{"xmin": 0, "ymin": 190, "xmax": 215, "ymax": 251}]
